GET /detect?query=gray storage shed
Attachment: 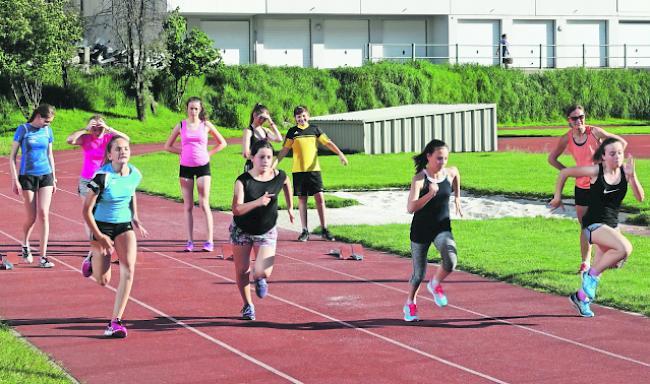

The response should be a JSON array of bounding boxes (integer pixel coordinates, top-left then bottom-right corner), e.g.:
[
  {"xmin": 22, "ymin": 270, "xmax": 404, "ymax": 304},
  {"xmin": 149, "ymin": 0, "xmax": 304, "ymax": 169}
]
[{"xmin": 311, "ymin": 104, "xmax": 497, "ymax": 154}]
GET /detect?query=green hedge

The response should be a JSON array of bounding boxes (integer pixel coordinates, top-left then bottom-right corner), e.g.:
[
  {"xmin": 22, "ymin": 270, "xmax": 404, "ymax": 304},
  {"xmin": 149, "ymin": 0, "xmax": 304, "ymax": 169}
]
[{"xmin": 3, "ymin": 62, "xmax": 650, "ymax": 129}]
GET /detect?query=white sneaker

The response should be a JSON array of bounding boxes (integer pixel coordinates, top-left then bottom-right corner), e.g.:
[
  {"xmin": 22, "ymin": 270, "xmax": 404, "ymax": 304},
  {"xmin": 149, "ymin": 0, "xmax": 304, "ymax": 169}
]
[{"xmin": 39, "ymin": 257, "xmax": 54, "ymax": 268}]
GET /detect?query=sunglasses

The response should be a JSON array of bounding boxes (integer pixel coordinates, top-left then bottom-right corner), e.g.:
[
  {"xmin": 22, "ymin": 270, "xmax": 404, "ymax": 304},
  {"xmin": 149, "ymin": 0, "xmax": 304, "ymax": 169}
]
[{"xmin": 569, "ymin": 115, "xmax": 585, "ymax": 122}]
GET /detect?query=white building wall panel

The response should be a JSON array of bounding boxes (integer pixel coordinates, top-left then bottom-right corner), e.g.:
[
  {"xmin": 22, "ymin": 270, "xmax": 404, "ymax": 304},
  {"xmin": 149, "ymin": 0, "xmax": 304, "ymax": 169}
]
[
  {"xmin": 200, "ymin": 21, "xmax": 250, "ymax": 65},
  {"xmin": 618, "ymin": 22, "xmax": 650, "ymax": 67},
  {"xmin": 267, "ymin": 0, "xmax": 360, "ymax": 14},
  {"xmin": 257, "ymin": 19, "xmax": 310, "ymax": 67},
  {"xmin": 360, "ymin": 0, "xmax": 449, "ymax": 15},
  {"xmin": 382, "ymin": 20, "xmax": 426, "ymax": 59},
  {"xmin": 450, "ymin": 0, "xmax": 535, "ymax": 16},
  {"xmin": 455, "ymin": 20, "xmax": 500, "ymax": 65},
  {"xmin": 618, "ymin": 0, "xmax": 650, "ymax": 15},
  {"xmin": 536, "ymin": 0, "xmax": 616, "ymax": 16},
  {"xmin": 168, "ymin": 0, "xmax": 265, "ymax": 14},
  {"xmin": 313, "ymin": 20, "xmax": 368, "ymax": 68},
  {"xmin": 510, "ymin": 20, "xmax": 554, "ymax": 68},
  {"xmin": 557, "ymin": 20, "xmax": 607, "ymax": 67}
]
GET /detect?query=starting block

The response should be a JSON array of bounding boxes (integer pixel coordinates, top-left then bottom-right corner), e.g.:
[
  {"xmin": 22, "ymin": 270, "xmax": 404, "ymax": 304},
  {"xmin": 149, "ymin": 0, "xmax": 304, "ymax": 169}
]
[
  {"xmin": 1, "ymin": 252, "xmax": 18, "ymax": 270},
  {"xmin": 327, "ymin": 244, "xmax": 364, "ymax": 261},
  {"xmin": 217, "ymin": 243, "xmax": 233, "ymax": 260}
]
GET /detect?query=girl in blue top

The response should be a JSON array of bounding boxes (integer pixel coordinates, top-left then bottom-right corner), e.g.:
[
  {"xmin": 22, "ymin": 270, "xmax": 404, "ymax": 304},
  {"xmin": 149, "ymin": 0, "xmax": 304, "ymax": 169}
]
[
  {"xmin": 8, "ymin": 104, "xmax": 57, "ymax": 269},
  {"xmin": 82, "ymin": 136, "xmax": 148, "ymax": 338}
]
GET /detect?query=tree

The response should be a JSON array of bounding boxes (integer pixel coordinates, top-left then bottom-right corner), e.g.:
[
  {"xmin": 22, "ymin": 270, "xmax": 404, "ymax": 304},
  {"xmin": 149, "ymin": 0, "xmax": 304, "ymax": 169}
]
[
  {"xmin": 164, "ymin": 8, "xmax": 221, "ymax": 111},
  {"xmin": 103, "ymin": 0, "xmax": 166, "ymax": 121},
  {"xmin": 0, "ymin": 0, "xmax": 81, "ymax": 118}
]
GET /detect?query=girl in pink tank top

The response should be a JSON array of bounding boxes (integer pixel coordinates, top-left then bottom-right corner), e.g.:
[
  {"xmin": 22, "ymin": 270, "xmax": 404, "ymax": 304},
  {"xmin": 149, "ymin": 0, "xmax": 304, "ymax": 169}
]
[
  {"xmin": 548, "ymin": 104, "xmax": 628, "ymax": 274},
  {"xmin": 164, "ymin": 97, "xmax": 227, "ymax": 253}
]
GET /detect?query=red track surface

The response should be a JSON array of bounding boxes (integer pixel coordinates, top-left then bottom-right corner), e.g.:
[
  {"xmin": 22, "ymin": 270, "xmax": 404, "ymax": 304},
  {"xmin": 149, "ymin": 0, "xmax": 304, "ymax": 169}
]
[
  {"xmin": 499, "ymin": 135, "xmax": 650, "ymax": 158},
  {"xmin": 1, "ymin": 146, "xmax": 650, "ymax": 383}
]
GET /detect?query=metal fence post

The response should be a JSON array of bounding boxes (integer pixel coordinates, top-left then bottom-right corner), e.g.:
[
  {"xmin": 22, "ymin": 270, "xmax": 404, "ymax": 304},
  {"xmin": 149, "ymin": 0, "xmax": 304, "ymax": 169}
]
[
  {"xmin": 455, "ymin": 43, "xmax": 459, "ymax": 64},
  {"xmin": 582, "ymin": 44, "xmax": 586, "ymax": 67},
  {"xmin": 539, "ymin": 44, "xmax": 543, "ymax": 69},
  {"xmin": 412, "ymin": 43, "xmax": 416, "ymax": 62},
  {"xmin": 498, "ymin": 43, "xmax": 502, "ymax": 67},
  {"xmin": 624, "ymin": 44, "xmax": 627, "ymax": 68}
]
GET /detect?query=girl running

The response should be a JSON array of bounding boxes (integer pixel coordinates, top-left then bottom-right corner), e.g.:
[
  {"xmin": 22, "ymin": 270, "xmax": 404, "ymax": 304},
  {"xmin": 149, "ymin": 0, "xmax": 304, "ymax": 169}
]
[
  {"xmin": 67, "ymin": 115, "xmax": 129, "ymax": 242},
  {"xmin": 403, "ymin": 139, "xmax": 463, "ymax": 322},
  {"xmin": 548, "ymin": 105, "xmax": 627, "ymax": 273},
  {"xmin": 231, "ymin": 140, "xmax": 294, "ymax": 320},
  {"xmin": 82, "ymin": 136, "xmax": 148, "ymax": 337},
  {"xmin": 242, "ymin": 103, "xmax": 282, "ymax": 172},
  {"xmin": 549, "ymin": 138, "xmax": 644, "ymax": 318},
  {"xmin": 9, "ymin": 104, "xmax": 57, "ymax": 268},
  {"xmin": 164, "ymin": 97, "xmax": 227, "ymax": 252}
]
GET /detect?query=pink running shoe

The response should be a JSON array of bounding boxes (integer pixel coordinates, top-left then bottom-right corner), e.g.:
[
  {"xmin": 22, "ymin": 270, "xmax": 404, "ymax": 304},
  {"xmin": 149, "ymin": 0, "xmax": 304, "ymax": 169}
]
[
  {"xmin": 202, "ymin": 241, "xmax": 214, "ymax": 252},
  {"xmin": 577, "ymin": 262, "xmax": 590, "ymax": 274},
  {"xmin": 81, "ymin": 254, "xmax": 92, "ymax": 278},
  {"xmin": 184, "ymin": 241, "xmax": 194, "ymax": 252},
  {"xmin": 427, "ymin": 281, "xmax": 448, "ymax": 307},
  {"xmin": 104, "ymin": 319, "xmax": 127, "ymax": 338}
]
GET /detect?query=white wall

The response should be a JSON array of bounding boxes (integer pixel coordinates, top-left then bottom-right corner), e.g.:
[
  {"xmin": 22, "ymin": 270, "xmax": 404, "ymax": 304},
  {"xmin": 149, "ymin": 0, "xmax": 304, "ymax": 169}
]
[
  {"xmin": 312, "ymin": 20, "xmax": 368, "ymax": 68},
  {"xmin": 267, "ymin": 0, "xmax": 359, "ymax": 14},
  {"xmin": 451, "ymin": 0, "xmax": 535, "ymax": 16},
  {"xmin": 617, "ymin": 22, "xmax": 650, "ymax": 67},
  {"xmin": 168, "ymin": 0, "xmax": 265, "ymax": 13},
  {"xmin": 453, "ymin": 19, "xmax": 500, "ymax": 65},
  {"xmin": 256, "ymin": 19, "xmax": 310, "ymax": 67},
  {"xmin": 360, "ymin": 0, "xmax": 448, "ymax": 15},
  {"xmin": 509, "ymin": 20, "xmax": 554, "ymax": 68},
  {"xmin": 556, "ymin": 20, "xmax": 607, "ymax": 67},
  {"xmin": 535, "ymin": 0, "xmax": 616, "ymax": 16},
  {"xmin": 200, "ymin": 21, "xmax": 250, "ymax": 65},
  {"xmin": 381, "ymin": 20, "xmax": 427, "ymax": 60}
]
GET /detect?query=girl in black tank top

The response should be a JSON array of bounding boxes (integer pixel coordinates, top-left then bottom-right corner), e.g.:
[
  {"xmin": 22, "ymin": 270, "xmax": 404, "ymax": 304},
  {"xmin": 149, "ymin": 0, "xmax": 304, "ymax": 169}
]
[
  {"xmin": 549, "ymin": 138, "xmax": 644, "ymax": 317},
  {"xmin": 403, "ymin": 140, "xmax": 463, "ymax": 322},
  {"xmin": 230, "ymin": 140, "xmax": 294, "ymax": 320},
  {"xmin": 242, "ymin": 104, "xmax": 282, "ymax": 172}
]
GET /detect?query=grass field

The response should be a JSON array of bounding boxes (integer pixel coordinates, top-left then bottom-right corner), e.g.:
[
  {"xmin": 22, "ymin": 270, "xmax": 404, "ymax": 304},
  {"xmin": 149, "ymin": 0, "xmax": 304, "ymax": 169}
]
[
  {"xmin": 499, "ymin": 126, "xmax": 650, "ymax": 137},
  {"xmin": 327, "ymin": 218, "xmax": 650, "ymax": 316},
  {"xmin": 0, "ymin": 322, "xmax": 74, "ymax": 384}
]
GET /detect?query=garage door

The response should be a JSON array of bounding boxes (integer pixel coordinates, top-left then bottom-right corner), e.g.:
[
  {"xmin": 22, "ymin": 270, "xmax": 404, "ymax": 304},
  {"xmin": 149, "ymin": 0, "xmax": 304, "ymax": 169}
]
[
  {"xmin": 455, "ymin": 20, "xmax": 499, "ymax": 65},
  {"xmin": 200, "ymin": 21, "xmax": 250, "ymax": 65},
  {"xmin": 619, "ymin": 22, "xmax": 650, "ymax": 67},
  {"xmin": 381, "ymin": 20, "xmax": 426, "ymax": 61},
  {"xmin": 561, "ymin": 21, "xmax": 607, "ymax": 67},
  {"xmin": 510, "ymin": 20, "xmax": 554, "ymax": 68},
  {"xmin": 258, "ymin": 19, "xmax": 310, "ymax": 67},
  {"xmin": 314, "ymin": 20, "xmax": 368, "ymax": 68}
]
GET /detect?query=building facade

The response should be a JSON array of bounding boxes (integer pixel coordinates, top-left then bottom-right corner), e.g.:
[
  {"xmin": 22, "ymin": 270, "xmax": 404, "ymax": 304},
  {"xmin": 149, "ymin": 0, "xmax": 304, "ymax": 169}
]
[{"xmin": 82, "ymin": 0, "xmax": 650, "ymax": 68}]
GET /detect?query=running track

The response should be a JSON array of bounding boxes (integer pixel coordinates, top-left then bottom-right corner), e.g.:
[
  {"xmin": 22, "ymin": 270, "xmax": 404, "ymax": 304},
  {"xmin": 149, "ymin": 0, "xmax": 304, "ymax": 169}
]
[{"xmin": 1, "ymin": 145, "xmax": 649, "ymax": 383}]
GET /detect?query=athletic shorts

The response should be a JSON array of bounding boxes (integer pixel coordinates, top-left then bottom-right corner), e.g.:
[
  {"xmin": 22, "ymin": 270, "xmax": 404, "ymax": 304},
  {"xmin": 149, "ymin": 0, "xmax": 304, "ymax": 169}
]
[
  {"xmin": 292, "ymin": 171, "xmax": 324, "ymax": 196},
  {"xmin": 229, "ymin": 222, "xmax": 277, "ymax": 247},
  {"xmin": 574, "ymin": 186, "xmax": 590, "ymax": 206},
  {"xmin": 93, "ymin": 221, "xmax": 133, "ymax": 241},
  {"xmin": 18, "ymin": 173, "xmax": 54, "ymax": 191},
  {"xmin": 179, "ymin": 163, "xmax": 211, "ymax": 179},
  {"xmin": 583, "ymin": 223, "xmax": 626, "ymax": 267},
  {"xmin": 78, "ymin": 177, "xmax": 93, "ymax": 197}
]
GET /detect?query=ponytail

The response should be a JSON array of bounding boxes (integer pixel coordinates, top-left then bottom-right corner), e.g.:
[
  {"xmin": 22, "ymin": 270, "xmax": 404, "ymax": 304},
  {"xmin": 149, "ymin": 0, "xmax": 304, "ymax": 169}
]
[
  {"xmin": 249, "ymin": 103, "xmax": 269, "ymax": 126},
  {"xmin": 412, "ymin": 139, "xmax": 448, "ymax": 174}
]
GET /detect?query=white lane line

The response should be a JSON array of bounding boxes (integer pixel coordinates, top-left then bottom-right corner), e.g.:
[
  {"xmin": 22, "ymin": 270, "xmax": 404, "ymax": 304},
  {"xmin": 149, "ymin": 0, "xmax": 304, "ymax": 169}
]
[
  {"xmin": 0, "ymin": 230, "xmax": 302, "ymax": 384},
  {"xmin": 278, "ymin": 252, "xmax": 650, "ymax": 369},
  {"xmin": 0, "ymin": 188, "xmax": 509, "ymax": 383}
]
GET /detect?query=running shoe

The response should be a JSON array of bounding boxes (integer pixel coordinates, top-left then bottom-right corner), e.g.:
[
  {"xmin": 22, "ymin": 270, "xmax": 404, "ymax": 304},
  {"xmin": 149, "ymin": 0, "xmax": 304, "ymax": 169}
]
[
  {"xmin": 0, "ymin": 260, "xmax": 13, "ymax": 270},
  {"xmin": 22, "ymin": 246, "xmax": 33, "ymax": 264},
  {"xmin": 569, "ymin": 293, "xmax": 594, "ymax": 318},
  {"xmin": 321, "ymin": 228, "xmax": 336, "ymax": 241},
  {"xmin": 403, "ymin": 303, "xmax": 419, "ymax": 322},
  {"xmin": 298, "ymin": 229, "xmax": 310, "ymax": 242},
  {"xmin": 427, "ymin": 280, "xmax": 448, "ymax": 307},
  {"xmin": 202, "ymin": 241, "xmax": 214, "ymax": 252},
  {"xmin": 81, "ymin": 254, "xmax": 92, "ymax": 277},
  {"xmin": 577, "ymin": 262, "xmax": 590, "ymax": 274},
  {"xmin": 255, "ymin": 278, "xmax": 268, "ymax": 299},
  {"xmin": 241, "ymin": 303, "xmax": 256, "ymax": 320},
  {"xmin": 184, "ymin": 241, "xmax": 194, "ymax": 252},
  {"xmin": 104, "ymin": 319, "xmax": 128, "ymax": 338},
  {"xmin": 581, "ymin": 271, "xmax": 599, "ymax": 300},
  {"xmin": 39, "ymin": 257, "xmax": 54, "ymax": 268}
]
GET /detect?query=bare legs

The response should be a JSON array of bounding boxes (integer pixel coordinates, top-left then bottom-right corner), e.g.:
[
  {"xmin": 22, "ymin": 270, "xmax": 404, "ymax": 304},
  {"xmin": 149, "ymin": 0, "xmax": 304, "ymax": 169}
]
[
  {"xmin": 180, "ymin": 176, "xmax": 213, "ymax": 245},
  {"xmin": 21, "ymin": 186, "xmax": 53, "ymax": 259},
  {"xmin": 233, "ymin": 244, "xmax": 276, "ymax": 305}
]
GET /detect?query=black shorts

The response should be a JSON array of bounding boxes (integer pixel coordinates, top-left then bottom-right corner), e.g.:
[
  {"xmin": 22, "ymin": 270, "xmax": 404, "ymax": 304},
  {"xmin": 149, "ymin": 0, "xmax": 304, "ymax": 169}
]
[
  {"xmin": 93, "ymin": 221, "xmax": 133, "ymax": 241},
  {"xmin": 574, "ymin": 186, "xmax": 590, "ymax": 206},
  {"xmin": 293, "ymin": 171, "xmax": 324, "ymax": 196},
  {"xmin": 179, "ymin": 163, "xmax": 211, "ymax": 179},
  {"xmin": 18, "ymin": 173, "xmax": 54, "ymax": 191}
]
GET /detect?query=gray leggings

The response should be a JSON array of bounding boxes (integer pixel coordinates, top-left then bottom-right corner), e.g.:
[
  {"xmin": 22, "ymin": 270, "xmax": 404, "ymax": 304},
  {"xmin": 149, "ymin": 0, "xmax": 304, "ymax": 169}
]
[{"xmin": 409, "ymin": 231, "xmax": 457, "ymax": 287}]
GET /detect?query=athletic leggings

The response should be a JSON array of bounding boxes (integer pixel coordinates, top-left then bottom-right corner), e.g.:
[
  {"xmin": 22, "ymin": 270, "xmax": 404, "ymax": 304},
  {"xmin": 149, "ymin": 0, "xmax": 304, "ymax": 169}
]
[{"xmin": 409, "ymin": 231, "xmax": 458, "ymax": 287}]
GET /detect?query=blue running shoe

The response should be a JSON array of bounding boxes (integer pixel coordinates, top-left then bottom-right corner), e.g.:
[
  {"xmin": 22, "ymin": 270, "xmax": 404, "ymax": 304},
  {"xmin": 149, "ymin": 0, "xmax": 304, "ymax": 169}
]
[
  {"xmin": 427, "ymin": 280, "xmax": 448, "ymax": 307},
  {"xmin": 569, "ymin": 293, "xmax": 594, "ymax": 318},
  {"xmin": 403, "ymin": 303, "xmax": 419, "ymax": 322},
  {"xmin": 581, "ymin": 271, "xmax": 599, "ymax": 300},
  {"xmin": 241, "ymin": 303, "xmax": 256, "ymax": 320},
  {"xmin": 255, "ymin": 278, "xmax": 268, "ymax": 299}
]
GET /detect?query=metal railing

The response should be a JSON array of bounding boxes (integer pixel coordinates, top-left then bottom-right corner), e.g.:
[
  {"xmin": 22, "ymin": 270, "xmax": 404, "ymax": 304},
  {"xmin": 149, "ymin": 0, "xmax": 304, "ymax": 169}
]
[{"xmin": 366, "ymin": 43, "xmax": 650, "ymax": 69}]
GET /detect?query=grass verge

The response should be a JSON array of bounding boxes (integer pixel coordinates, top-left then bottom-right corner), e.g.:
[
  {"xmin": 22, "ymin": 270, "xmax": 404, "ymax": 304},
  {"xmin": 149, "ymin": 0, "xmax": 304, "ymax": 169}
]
[
  {"xmin": 327, "ymin": 218, "xmax": 650, "ymax": 316},
  {"xmin": 0, "ymin": 322, "xmax": 74, "ymax": 384}
]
